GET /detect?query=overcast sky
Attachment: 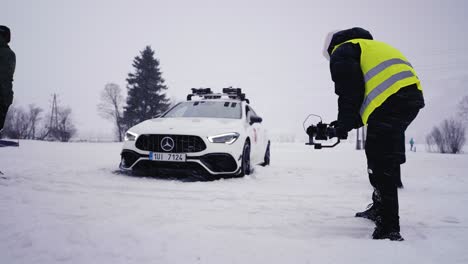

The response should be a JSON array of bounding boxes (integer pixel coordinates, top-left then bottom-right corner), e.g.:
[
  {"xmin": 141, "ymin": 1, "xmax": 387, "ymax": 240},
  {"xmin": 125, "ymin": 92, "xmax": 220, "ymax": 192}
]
[{"xmin": 3, "ymin": 0, "xmax": 468, "ymax": 141}]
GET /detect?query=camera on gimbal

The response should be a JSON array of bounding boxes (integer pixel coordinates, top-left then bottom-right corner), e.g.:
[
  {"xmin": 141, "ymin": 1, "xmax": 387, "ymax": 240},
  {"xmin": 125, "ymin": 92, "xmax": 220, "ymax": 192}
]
[{"xmin": 304, "ymin": 115, "xmax": 343, "ymax": 149}]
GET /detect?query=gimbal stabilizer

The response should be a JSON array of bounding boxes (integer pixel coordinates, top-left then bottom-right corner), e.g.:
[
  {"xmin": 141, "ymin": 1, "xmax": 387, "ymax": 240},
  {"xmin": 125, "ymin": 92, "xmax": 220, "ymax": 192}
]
[{"xmin": 303, "ymin": 114, "xmax": 342, "ymax": 149}]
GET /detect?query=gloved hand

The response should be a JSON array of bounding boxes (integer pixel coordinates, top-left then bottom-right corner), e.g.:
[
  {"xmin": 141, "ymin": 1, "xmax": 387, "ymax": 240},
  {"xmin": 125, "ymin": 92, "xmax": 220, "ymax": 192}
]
[{"xmin": 329, "ymin": 120, "xmax": 348, "ymax": 140}]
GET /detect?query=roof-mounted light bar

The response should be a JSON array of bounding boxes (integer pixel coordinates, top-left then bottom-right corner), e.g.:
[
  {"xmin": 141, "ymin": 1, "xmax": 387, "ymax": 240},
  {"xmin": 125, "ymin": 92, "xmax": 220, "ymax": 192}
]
[
  {"xmin": 222, "ymin": 87, "xmax": 242, "ymax": 95},
  {"xmin": 222, "ymin": 87, "xmax": 249, "ymax": 104},
  {"xmin": 192, "ymin": 88, "xmax": 212, "ymax": 95},
  {"xmin": 187, "ymin": 88, "xmax": 213, "ymax": 100},
  {"xmin": 187, "ymin": 87, "xmax": 250, "ymax": 103}
]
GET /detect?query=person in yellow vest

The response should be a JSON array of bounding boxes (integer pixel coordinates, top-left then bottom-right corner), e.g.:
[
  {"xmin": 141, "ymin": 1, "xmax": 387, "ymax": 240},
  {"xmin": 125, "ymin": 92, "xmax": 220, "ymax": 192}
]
[{"xmin": 323, "ymin": 27, "xmax": 424, "ymax": 241}]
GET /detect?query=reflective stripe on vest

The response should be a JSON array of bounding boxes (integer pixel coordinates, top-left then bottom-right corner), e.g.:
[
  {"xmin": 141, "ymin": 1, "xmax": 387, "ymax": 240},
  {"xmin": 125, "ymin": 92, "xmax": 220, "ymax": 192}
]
[
  {"xmin": 363, "ymin": 58, "xmax": 413, "ymax": 83},
  {"xmin": 332, "ymin": 39, "xmax": 421, "ymax": 124},
  {"xmin": 360, "ymin": 70, "xmax": 415, "ymax": 116}
]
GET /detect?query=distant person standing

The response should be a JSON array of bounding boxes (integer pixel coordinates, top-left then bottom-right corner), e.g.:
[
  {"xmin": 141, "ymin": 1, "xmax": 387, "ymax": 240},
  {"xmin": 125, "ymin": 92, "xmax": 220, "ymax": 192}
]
[
  {"xmin": 0, "ymin": 25, "xmax": 15, "ymax": 134},
  {"xmin": 409, "ymin": 137, "xmax": 415, "ymax": 152}
]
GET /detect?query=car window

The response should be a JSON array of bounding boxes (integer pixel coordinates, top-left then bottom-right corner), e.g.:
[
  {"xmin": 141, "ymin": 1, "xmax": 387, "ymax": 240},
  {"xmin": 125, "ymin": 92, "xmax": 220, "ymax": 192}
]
[
  {"xmin": 162, "ymin": 101, "xmax": 242, "ymax": 119},
  {"xmin": 246, "ymin": 106, "xmax": 259, "ymax": 120},
  {"xmin": 249, "ymin": 106, "xmax": 258, "ymax": 117}
]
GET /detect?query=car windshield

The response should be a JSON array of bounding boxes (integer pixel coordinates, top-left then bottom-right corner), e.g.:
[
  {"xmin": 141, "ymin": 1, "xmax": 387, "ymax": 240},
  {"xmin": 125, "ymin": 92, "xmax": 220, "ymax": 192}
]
[{"xmin": 162, "ymin": 101, "xmax": 242, "ymax": 119}]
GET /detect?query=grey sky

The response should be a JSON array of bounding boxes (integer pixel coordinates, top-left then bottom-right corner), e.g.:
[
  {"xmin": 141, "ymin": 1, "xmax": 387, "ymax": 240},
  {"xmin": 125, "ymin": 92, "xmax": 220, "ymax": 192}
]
[{"xmin": 3, "ymin": 0, "xmax": 468, "ymax": 141}]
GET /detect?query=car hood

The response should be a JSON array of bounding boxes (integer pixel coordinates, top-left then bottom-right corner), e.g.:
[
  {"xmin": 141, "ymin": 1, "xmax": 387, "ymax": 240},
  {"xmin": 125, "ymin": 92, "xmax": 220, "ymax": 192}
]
[{"xmin": 129, "ymin": 117, "xmax": 244, "ymax": 136}]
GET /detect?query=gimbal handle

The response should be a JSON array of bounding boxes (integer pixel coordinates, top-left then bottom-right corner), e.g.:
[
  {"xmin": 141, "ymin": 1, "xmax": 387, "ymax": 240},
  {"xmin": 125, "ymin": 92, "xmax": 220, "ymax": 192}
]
[{"xmin": 306, "ymin": 138, "xmax": 341, "ymax": 149}]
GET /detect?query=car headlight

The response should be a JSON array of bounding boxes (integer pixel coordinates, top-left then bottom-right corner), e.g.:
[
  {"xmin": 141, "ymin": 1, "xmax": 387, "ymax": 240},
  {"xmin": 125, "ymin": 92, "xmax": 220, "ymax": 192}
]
[
  {"xmin": 207, "ymin": 132, "xmax": 240, "ymax": 144},
  {"xmin": 124, "ymin": 131, "xmax": 138, "ymax": 141}
]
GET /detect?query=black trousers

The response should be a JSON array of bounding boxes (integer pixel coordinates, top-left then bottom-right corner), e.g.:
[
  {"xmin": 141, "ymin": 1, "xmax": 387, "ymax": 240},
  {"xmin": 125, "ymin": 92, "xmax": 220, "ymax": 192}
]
[
  {"xmin": 0, "ymin": 83, "xmax": 13, "ymax": 132},
  {"xmin": 365, "ymin": 106, "xmax": 420, "ymax": 231},
  {"xmin": 0, "ymin": 103, "xmax": 10, "ymax": 131}
]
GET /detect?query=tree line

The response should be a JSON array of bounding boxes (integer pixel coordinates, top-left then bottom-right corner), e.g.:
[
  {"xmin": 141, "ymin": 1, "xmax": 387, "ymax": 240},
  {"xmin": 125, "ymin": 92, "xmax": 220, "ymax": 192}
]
[
  {"xmin": 2, "ymin": 46, "xmax": 171, "ymax": 142},
  {"xmin": 2, "ymin": 100, "xmax": 76, "ymax": 142}
]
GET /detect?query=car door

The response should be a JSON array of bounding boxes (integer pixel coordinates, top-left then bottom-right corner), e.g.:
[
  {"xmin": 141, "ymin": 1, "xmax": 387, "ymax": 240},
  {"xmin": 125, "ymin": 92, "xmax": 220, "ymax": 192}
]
[{"xmin": 246, "ymin": 105, "xmax": 264, "ymax": 164}]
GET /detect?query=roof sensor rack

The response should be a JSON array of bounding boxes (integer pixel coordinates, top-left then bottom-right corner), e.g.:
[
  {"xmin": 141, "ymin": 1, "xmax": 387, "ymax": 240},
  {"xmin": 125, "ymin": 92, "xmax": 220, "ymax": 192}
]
[
  {"xmin": 187, "ymin": 88, "xmax": 212, "ymax": 101},
  {"xmin": 187, "ymin": 87, "xmax": 250, "ymax": 104},
  {"xmin": 192, "ymin": 88, "xmax": 212, "ymax": 95}
]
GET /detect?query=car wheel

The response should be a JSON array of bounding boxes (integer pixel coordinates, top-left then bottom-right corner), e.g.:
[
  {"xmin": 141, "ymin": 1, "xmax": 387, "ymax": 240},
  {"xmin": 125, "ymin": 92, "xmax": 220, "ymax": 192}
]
[
  {"xmin": 262, "ymin": 141, "xmax": 270, "ymax": 166},
  {"xmin": 240, "ymin": 141, "xmax": 251, "ymax": 176}
]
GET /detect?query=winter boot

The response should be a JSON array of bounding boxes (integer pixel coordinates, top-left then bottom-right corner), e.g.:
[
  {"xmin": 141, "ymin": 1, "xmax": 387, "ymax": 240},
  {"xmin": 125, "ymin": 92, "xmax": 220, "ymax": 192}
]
[
  {"xmin": 372, "ymin": 194, "xmax": 403, "ymax": 241},
  {"xmin": 355, "ymin": 203, "xmax": 380, "ymax": 222},
  {"xmin": 372, "ymin": 225, "xmax": 404, "ymax": 241}
]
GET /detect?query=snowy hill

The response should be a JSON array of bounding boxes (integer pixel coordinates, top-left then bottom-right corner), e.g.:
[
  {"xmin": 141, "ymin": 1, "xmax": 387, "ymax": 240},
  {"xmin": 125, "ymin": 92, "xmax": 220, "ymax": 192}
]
[{"xmin": 1, "ymin": 140, "xmax": 467, "ymax": 263}]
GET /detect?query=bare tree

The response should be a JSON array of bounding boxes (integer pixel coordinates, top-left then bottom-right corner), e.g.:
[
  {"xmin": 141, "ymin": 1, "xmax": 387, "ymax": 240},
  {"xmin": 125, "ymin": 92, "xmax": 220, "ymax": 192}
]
[
  {"xmin": 426, "ymin": 118, "xmax": 466, "ymax": 154},
  {"xmin": 2, "ymin": 104, "xmax": 45, "ymax": 140},
  {"xmin": 458, "ymin": 95, "xmax": 468, "ymax": 122},
  {"xmin": 55, "ymin": 107, "xmax": 77, "ymax": 142},
  {"xmin": 98, "ymin": 83, "xmax": 125, "ymax": 141},
  {"xmin": 36, "ymin": 123, "xmax": 50, "ymax": 141},
  {"xmin": 426, "ymin": 127, "xmax": 443, "ymax": 152},
  {"xmin": 443, "ymin": 119, "xmax": 466, "ymax": 153},
  {"xmin": 26, "ymin": 104, "xmax": 43, "ymax": 139},
  {"xmin": 2, "ymin": 105, "xmax": 29, "ymax": 139},
  {"xmin": 2, "ymin": 105, "xmax": 18, "ymax": 138},
  {"xmin": 37, "ymin": 111, "xmax": 53, "ymax": 141}
]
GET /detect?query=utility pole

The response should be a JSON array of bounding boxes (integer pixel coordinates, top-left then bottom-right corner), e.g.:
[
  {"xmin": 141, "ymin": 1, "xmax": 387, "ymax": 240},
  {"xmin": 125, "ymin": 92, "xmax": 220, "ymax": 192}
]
[
  {"xmin": 356, "ymin": 127, "xmax": 361, "ymax": 150},
  {"xmin": 46, "ymin": 94, "xmax": 59, "ymax": 140},
  {"xmin": 362, "ymin": 125, "xmax": 367, "ymax": 148},
  {"xmin": 356, "ymin": 126, "xmax": 367, "ymax": 150}
]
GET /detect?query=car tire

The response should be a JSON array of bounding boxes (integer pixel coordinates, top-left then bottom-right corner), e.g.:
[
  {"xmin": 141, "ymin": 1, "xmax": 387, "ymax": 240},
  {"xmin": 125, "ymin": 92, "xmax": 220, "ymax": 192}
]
[
  {"xmin": 240, "ymin": 141, "xmax": 251, "ymax": 176},
  {"xmin": 261, "ymin": 141, "xmax": 270, "ymax": 166}
]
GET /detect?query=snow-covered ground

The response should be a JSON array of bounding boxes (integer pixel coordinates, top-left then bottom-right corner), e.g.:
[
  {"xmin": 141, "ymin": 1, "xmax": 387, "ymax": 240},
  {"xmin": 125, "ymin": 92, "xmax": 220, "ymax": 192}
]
[{"xmin": 1, "ymin": 140, "xmax": 467, "ymax": 264}]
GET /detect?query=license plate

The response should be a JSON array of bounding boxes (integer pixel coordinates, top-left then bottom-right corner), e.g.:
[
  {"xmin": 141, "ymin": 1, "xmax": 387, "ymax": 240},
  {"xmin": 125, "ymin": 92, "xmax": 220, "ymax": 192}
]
[{"xmin": 149, "ymin": 152, "xmax": 186, "ymax": 162}]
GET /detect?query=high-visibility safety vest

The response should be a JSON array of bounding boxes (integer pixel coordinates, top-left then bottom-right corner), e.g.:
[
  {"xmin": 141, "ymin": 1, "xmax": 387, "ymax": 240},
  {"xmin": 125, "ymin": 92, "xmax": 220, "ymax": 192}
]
[{"xmin": 332, "ymin": 39, "xmax": 422, "ymax": 124}]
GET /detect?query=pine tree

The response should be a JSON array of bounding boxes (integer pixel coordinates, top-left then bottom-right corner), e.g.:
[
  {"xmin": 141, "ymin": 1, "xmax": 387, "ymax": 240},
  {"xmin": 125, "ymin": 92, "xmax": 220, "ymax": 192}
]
[{"xmin": 123, "ymin": 46, "xmax": 170, "ymax": 127}]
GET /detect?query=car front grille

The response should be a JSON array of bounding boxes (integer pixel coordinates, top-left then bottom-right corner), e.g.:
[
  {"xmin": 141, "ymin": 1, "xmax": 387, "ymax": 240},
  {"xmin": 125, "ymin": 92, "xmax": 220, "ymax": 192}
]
[{"xmin": 135, "ymin": 134, "xmax": 207, "ymax": 153}]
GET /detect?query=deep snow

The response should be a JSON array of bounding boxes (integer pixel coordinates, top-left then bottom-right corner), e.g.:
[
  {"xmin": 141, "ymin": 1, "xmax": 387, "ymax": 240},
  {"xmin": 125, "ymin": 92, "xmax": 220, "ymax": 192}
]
[{"xmin": 1, "ymin": 140, "xmax": 467, "ymax": 264}]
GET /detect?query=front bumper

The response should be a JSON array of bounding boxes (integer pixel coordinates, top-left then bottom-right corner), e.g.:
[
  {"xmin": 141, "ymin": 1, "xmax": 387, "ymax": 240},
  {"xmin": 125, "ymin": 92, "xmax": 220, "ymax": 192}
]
[
  {"xmin": 120, "ymin": 149, "xmax": 242, "ymax": 177},
  {"xmin": 120, "ymin": 133, "xmax": 245, "ymax": 177}
]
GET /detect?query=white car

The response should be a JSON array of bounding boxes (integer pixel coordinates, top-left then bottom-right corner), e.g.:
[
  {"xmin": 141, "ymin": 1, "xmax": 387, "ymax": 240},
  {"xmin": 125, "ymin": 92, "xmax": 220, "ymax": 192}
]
[{"xmin": 120, "ymin": 88, "xmax": 270, "ymax": 179}]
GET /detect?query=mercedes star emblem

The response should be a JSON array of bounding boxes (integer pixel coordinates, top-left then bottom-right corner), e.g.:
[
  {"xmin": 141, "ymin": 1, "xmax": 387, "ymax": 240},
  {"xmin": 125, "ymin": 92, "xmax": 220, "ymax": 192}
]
[{"xmin": 161, "ymin": 137, "xmax": 175, "ymax": 152}]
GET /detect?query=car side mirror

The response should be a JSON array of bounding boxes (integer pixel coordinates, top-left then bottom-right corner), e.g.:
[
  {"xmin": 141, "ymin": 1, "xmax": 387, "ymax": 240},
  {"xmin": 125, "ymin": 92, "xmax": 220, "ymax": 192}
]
[{"xmin": 249, "ymin": 116, "xmax": 262, "ymax": 125}]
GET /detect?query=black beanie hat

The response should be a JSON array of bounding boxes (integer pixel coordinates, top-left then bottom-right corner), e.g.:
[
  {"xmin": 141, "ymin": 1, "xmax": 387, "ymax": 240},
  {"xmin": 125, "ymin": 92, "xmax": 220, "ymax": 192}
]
[{"xmin": 0, "ymin": 26, "xmax": 11, "ymax": 43}]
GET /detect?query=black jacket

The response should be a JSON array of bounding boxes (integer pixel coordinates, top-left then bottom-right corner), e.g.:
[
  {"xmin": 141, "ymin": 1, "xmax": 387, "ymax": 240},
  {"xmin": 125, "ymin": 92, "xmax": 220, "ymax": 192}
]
[
  {"xmin": 327, "ymin": 27, "xmax": 424, "ymax": 132},
  {"xmin": 0, "ymin": 35, "xmax": 15, "ymax": 106}
]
